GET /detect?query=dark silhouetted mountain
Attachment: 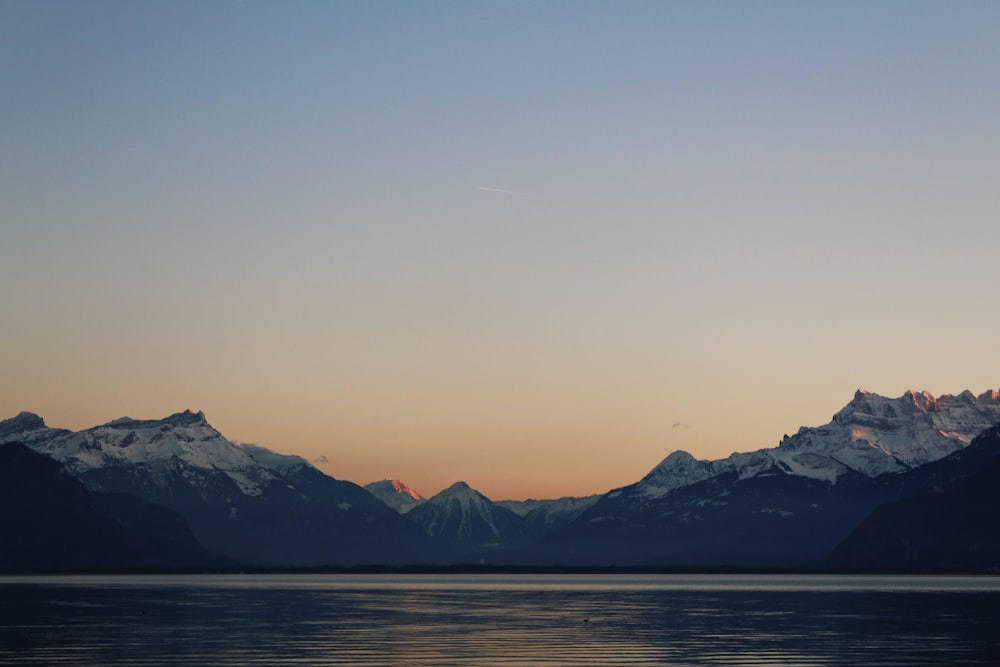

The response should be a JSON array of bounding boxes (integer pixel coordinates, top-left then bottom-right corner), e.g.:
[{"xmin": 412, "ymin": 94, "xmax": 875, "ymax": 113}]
[
  {"xmin": 0, "ymin": 442, "xmax": 214, "ymax": 571},
  {"xmin": 0, "ymin": 411, "xmax": 442, "ymax": 567},
  {"xmin": 829, "ymin": 423, "xmax": 1000, "ymax": 571},
  {"xmin": 406, "ymin": 482, "xmax": 530, "ymax": 557},
  {"xmin": 364, "ymin": 479, "xmax": 426, "ymax": 514}
]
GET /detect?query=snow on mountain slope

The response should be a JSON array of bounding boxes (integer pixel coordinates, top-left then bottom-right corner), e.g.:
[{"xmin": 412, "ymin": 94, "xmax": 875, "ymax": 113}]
[
  {"xmin": 413, "ymin": 482, "xmax": 499, "ymax": 539},
  {"xmin": 239, "ymin": 443, "xmax": 310, "ymax": 475},
  {"xmin": 0, "ymin": 410, "xmax": 312, "ymax": 497},
  {"xmin": 496, "ymin": 495, "xmax": 601, "ymax": 525},
  {"xmin": 364, "ymin": 479, "xmax": 426, "ymax": 513},
  {"xmin": 406, "ymin": 481, "xmax": 528, "ymax": 547},
  {"xmin": 632, "ymin": 389, "xmax": 1000, "ymax": 500},
  {"xmin": 494, "ymin": 499, "xmax": 545, "ymax": 517}
]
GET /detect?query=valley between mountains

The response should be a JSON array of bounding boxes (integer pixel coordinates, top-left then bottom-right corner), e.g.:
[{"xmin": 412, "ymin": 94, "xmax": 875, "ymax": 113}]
[{"xmin": 3, "ymin": 388, "xmax": 1000, "ymax": 572}]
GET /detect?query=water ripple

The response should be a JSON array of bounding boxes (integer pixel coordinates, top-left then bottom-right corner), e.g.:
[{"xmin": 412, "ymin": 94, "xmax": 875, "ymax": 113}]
[{"xmin": 2, "ymin": 575, "xmax": 999, "ymax": 666}]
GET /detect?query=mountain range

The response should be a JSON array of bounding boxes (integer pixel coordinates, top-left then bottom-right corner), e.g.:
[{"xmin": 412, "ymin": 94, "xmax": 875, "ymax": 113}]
[
  {"xmin": 2, "ymin": 388, "xmax": 999, "ymax": 571},
  {"xmin": 0, "ymin": 409, "xmax": 440, "ymax": 567},
  {"xmin": 522, "ymin": 389, "xmax": 1000, "ymax": 567}
]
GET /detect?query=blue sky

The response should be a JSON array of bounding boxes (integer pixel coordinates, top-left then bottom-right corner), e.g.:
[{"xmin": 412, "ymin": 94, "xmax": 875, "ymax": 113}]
[{"xmin": 2, "ymin": 1, "xmax": 999, "ymax": 499}]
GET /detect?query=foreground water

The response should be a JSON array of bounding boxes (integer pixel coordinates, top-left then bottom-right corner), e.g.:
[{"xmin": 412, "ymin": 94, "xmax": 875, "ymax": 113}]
[{"xmin": 1, "ymin": 574, "xmax": 999, "ymax": 666}]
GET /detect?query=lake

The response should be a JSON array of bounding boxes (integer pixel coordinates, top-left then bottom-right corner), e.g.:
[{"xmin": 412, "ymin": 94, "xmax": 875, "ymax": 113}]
[{"xmin": 1, "ymin": 574, "xmax": 998, "ymax": 666}]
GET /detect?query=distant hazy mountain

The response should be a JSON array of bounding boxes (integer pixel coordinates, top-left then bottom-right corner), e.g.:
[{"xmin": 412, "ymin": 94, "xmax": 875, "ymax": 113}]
[
  {"xmin": 525, "ymin": 389, "xmax": 1000, "ymax": 567},
  {"xmin": 0, "ymin": 410, "xmax": 441, "ymax": 567},
  {"xmin": 406, "ymin": 481, "xmax": 530, "ymax": 555},
  {"xmin": 496, "ymin": 495, "xmax": 600, "ymax": 532},
  {"xmin": 829, "ymin": 423, "xmax": 1000, "ymax": 571},
  {"xmin": 0, "ymin": 442, "xmax": 214, "ymax": 571},
  {"xmin": 364, "ymin": 479, "xmax": 426, "ymax": 514}
]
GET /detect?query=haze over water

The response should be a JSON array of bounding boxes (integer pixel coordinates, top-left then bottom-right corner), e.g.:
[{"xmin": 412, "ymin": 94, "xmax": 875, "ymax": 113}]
[{"xmin": 2, "ymin": 574, "xmax": 999, "ymax": 666}]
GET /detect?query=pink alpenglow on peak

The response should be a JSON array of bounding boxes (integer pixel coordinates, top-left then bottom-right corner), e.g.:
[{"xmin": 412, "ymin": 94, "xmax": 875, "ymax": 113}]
[
  {"xmin": 389, "ymin": 479, "xmax": 425, "ymax": 501},
  {"xmin": 364, "ymin": 479, "xmax": 427, "ymax": 514},
  {"xmin": 977, "ymin": 389, "xmax": 1000, "ymax": 403}
]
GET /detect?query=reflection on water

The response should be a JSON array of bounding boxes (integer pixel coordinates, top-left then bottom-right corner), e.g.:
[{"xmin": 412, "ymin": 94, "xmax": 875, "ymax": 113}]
[{"xmin": 1, "ymin": 575, "xmax": 999, "ymax": 666}]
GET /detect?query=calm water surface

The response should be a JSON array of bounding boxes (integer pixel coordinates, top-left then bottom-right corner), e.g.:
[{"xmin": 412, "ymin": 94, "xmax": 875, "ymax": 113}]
[{"xmin": 1, "ymin": 574, "xmax": 998, "ymax": 666}]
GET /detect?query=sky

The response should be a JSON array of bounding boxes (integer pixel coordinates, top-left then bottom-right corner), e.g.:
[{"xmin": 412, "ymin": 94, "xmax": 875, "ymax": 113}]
[{"xmin": 2, "ymin": 1, "xmax": 998, "ymax": 501}]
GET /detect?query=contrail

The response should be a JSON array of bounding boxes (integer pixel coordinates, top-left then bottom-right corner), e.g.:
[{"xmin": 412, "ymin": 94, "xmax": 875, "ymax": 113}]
[{"xmin": 478, "ymin": 186, "xmax": 531, "ymax": 196}]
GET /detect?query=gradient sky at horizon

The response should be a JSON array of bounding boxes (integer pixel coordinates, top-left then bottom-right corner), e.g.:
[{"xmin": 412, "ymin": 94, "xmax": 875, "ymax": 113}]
[{"xmin": 2, "ymin": 1, "xmax": 998, "ymax": 500}]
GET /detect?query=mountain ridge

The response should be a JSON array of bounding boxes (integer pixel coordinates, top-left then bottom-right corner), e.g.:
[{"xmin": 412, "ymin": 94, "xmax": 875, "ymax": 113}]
[
  {"xmin": 0, "ymin": 410, "xmax": 443, "ymax": 567},
  {"xmin": 522, "ymin": 388, "xmax": 1000, "ymax": 567},
  {"xmin": 631, "ymin": 388, "xmax": 1000, "ymax": 502},
  {"xmin": 4, "ymin": 387, "xmax": 998, "ymax": 569}
]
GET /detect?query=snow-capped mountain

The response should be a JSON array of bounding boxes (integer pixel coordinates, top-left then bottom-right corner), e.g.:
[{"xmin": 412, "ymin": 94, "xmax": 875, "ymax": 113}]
[
  {"xmin": 631, "ymin": 389, "xmax": 1000, "ymax": 501},
  {"xmin": 239, "ymin": 443, "xmax": 311, "ymax": 476},
  {"xmin": 406, "ymin": 481, "xmax": 530, "ymax": 553},
  {"xmin": 527, "ymin": 389, "xmax": 1000, "ymax": 568},
  {"xmin": 0, "ymin": 410, "xmax": 441, "ymax": 566},
  {"xmin": 364, "ymin": 479, "xmax": 426, "ymax": 514},
  {"xmin": 0, "ymin": 410, "xmax": 284, "ymax": 496}
]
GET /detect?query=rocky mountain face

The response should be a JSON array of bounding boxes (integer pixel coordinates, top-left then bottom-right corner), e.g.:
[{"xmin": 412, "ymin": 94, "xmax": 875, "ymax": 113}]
[
  {"xmin": 364, "ymin": 479, "xmax": 426, "ymax": 514},
  {"xmin": 0, "ymin": 411, "xmax": 441, "ymax": 567},
  {"xmin": 524, "ymin": 389, "xmax": 1000, "ymax": 567},
  {"xmin": 0, "ymin": 442, "xmax": 215, "ymax": 570},
  {"xmin": 405, "ymin": 482, "xmax": 531, "ymax": 556}
]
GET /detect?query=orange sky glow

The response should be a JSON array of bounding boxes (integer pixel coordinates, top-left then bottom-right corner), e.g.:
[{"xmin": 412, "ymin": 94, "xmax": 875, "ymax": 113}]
[{"xmin": 3, "ymin": 2, "xmax": 998, "ymax": 500}]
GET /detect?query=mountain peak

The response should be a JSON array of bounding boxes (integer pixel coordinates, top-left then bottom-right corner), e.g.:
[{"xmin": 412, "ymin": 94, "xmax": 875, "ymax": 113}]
[
  {"xmin": 407, "ymin": 480, "xmax": 528, "ymax": 547},
  {"xmin": 843, "ymin": 388, "xmax": 939, "ymax": 416},
  {"xmin": 904, "ymin": 389, "xmax": 937, "ymax": 412},
  {"xmin": 102, "ymin": 409, "xmax": 211, "ymax": 431},
  {"xmin": 847, "ymin": 389, "xmax": 1000, "ymax": 417},
  {"xmin": 633, "ymin": 449, "xmax": 721, "ymax": 499},
  {"xmin": 363, "ymin": 479, "xmax": 427, "ymax": 514},
  {"xmin": 166, "ymin": 409, "xmax": 208, "ymax": 426},
  {"xmin": 433, "ymin": 481, "xmax": 480, "ymax": 500},
  {"xmin": 0, "ymin": 411, "xmax": 46, "ymax": 435},
  {"xmin": 662, "ymin": 450, "xmax": 696, "ymax": 464},
  {"xmin": 978, "ymin": 389, "xmax": 1000, "ymax": 403}
]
